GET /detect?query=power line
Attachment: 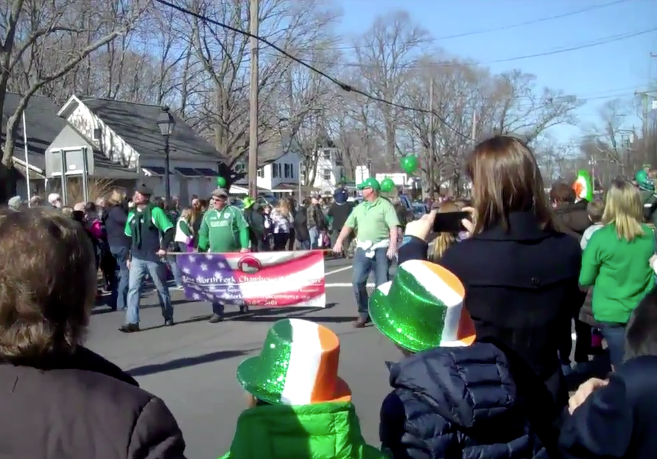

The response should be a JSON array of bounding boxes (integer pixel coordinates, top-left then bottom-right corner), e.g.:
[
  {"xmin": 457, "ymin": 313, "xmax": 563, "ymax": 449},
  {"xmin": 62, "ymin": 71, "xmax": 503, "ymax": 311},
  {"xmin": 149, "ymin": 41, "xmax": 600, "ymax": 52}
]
[
  {"xmin": 270, "ymin": 26, "xmax": 657, "ymax": 69},
  {"xmin": 155, "ymin": 0, "xmax": 473, "ymax": 139},
  {"xmin": 324, "ymin": 0, "xmax": 628, "ymax": 51}
]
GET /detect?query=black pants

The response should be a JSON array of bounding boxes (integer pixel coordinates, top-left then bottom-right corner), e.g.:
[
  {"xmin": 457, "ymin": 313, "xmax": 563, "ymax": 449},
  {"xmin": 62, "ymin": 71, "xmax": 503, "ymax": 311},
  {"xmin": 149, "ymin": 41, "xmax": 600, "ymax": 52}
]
[
  {"xmin": 272, "ymin": 233, "xmax": 288, "ymax": 251},
  {"xmin": 559, "ymin": 312, "xmax": 592, "ymax": 364}
]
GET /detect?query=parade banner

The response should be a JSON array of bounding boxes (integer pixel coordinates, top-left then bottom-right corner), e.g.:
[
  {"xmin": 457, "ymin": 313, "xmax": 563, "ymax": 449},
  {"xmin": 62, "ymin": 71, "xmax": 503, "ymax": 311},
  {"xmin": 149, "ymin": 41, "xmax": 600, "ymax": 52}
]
[{"xmin": 178, "ymin": 251, "xmax": 326, "ymax": 307}]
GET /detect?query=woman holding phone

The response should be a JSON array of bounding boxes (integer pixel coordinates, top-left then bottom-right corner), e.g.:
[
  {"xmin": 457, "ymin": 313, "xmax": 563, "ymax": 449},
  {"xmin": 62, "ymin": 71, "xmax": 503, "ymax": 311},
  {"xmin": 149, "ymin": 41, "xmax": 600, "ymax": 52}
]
[{"xmin": 399, "ymin": 136, "xmax": 582, "ymax": 439}]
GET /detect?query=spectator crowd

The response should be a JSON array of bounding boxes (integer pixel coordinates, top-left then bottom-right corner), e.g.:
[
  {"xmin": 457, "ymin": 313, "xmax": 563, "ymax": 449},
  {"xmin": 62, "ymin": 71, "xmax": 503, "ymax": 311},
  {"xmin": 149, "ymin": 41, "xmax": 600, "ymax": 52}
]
[{"xmin": 1, "ymin": 134, "xmax": 657, "ymax": 458}]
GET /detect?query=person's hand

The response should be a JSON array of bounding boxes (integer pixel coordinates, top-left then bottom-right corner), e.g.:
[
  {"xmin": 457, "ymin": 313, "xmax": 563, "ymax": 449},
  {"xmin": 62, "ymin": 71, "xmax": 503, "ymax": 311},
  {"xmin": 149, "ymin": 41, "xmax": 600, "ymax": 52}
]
[
  {"xmin": 386, "ymin": 245, "xmax": 397, "ymax": 260},
  {"xmin": 126, "ymin": 259, "xmax": 131, "ymax": 270},
  {"xmin": 240, "ymin": 248, "xmax": 249, "ymax": 253},
  {"xmin": 461, "ymin": 206, "xmax": 475, "ymax": 235},
  {"xmin": 404, "ymin": 210, "xmax": 437, "ymax": 242},
  {"xmin": 568, "ymin": 377, "xmax": 608, "ymax": 414},
  {"xmin": 332, "ymin": 240, "xmax": 343, "ymax": 254},
  {"xmin": 156, "ymin": 249, "xmax": 166, "ymax": 257}
]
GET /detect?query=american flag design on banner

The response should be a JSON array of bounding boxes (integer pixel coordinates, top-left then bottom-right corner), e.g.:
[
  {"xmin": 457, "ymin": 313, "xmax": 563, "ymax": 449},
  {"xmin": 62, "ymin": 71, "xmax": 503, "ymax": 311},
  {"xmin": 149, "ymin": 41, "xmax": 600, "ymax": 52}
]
[{"xmin": 177, "ymin": 251, "xmax": 326, "ymax": 308}]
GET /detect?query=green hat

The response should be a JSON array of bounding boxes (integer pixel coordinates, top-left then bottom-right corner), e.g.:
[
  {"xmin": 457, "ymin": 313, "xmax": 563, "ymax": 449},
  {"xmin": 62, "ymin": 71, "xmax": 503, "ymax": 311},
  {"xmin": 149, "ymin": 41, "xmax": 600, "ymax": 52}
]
[
  {"xmin": 357, "ymin": 177, "xmax": 380, "ymax": 191},
  {"xmin": 236, "ymin": 318, "xmax": 352, "ymax": 405},
  {"xmin": 369, "ymin": 259, "xmax": 475, "ymax": 353},
  {"xmin": 635, "ymin": 170, "xmax": 654, "ymax": 192},
  {"xmin": 243, "ymin": 197, "xmax": 255, "ymax": 209}
]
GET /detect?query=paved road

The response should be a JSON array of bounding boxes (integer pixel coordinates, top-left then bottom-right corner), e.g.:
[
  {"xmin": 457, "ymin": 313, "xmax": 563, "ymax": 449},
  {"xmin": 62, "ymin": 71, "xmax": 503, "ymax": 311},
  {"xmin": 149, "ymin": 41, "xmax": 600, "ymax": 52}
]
[{"xmin": 87, "ymin": 257, "xmax": 398, "ymax": 459}]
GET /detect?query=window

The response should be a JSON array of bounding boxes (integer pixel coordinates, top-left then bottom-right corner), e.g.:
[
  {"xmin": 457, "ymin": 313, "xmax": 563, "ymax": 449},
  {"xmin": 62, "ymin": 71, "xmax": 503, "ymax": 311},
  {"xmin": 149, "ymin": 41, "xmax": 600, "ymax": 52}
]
[
  {"xmin": 257, "ymin": 167, "xmax": 264, "ymax": 178},
  {"xmin": 289, "ymin": 163, "xmax": 294, "ymax": 179},
  {"xmin": 235, "ymin": 162, "xmax": 246, "ymax": 173},
  {"xmin": 284, "ymin": 163, "xmax": 294, "ymax": 178},
  {"xmin": 334, "ymin": 150, "xmax": 343, "ymax": 166},
  {"xmin": 272, "ymin": 164, "xmax": 280, "ymax": 178},
  {"xmin": 322, "ymin": 168, "xmax": 331, "ymax": 181},
  {"xmin": 323, "ymin": 149, "xmax": 331, "ymax": 160}
]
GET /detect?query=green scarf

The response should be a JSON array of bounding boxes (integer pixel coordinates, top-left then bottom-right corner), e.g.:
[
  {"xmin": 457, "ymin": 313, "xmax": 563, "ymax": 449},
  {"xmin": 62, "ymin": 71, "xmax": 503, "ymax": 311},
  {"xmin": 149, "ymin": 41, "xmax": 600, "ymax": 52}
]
[{"xmin": 133, "ymin": 204, "xmax": 156, "ymax": 249}]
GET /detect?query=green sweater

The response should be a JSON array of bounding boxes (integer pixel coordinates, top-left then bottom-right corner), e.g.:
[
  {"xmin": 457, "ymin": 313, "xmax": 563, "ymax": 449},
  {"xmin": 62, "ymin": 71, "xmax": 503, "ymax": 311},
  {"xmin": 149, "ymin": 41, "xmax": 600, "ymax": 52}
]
[
  {"xmin": 579, "ymin": 223, "xmax": 655, "ymax": 324},
  {"xmin": 198, "ymin": 206, "xmax": 250, "ymax": 253},
  {"xmin": 218, "ymin": 402, "xmax": 384, "ymax": 459}
]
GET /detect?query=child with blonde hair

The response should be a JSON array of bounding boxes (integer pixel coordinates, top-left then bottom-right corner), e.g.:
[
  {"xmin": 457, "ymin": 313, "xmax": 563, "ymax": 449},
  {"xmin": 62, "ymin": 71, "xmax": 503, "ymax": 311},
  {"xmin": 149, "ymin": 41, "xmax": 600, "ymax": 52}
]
[{"xmin": 429, "ymin": 201, "xmax": 463, "ymax": 263}]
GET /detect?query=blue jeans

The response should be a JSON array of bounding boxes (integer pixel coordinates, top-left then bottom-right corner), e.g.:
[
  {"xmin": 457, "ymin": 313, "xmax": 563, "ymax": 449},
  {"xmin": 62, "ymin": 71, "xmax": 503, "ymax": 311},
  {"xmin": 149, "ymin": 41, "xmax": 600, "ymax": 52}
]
[
  {"xmin": 352, "ymin": 247, "xmax": 391, "ymax": 320},
  {"xmin": 309, "ymin": 227, "xmax": 319, "ymax": 249},
  {"xmin": 600, "ymin": 323, "xmax": 626, "ymax": 369},
  {"xmin": 167, "ymin": 255, "xmax": 183, "ymax": 287},
  {"xmin": 126, "ymin": 258, "xmax": 173, "ymax": 324},
  {"xmin": 110, "ymin": 246, "xmax": 129, "ymax": 311},
  {"xmin": 297, "ymin": 240, "xmax": 310, "ymax": 250},
  {"xmin": 212, "ymin": 302, "xmax": 225, "ymax": 317}
]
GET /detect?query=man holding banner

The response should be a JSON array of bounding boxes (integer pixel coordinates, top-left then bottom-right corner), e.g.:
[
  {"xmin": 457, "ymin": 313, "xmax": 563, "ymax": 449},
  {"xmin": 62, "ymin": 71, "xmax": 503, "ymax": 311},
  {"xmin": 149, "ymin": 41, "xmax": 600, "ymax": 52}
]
[{"xmin": 197, "ymin": 188, "xmax": 250, "ymax": 323}]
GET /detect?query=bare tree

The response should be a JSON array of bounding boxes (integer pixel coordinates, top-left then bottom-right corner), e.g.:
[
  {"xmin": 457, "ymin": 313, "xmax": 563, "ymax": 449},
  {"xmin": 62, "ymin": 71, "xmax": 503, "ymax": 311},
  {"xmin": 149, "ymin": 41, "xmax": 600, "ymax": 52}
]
[
  {"xmin": 352, "ymin": 11, "xmax": 429, "ymax": 161},
  {"xmin": 0, "ymin": 0, "xmax": 151, "ymax": 193}
]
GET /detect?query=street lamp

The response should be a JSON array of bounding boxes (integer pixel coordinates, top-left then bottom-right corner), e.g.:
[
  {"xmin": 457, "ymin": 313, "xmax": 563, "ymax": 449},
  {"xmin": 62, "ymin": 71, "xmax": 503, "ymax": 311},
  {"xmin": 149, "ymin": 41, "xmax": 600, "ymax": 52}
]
[{"xmin": 157, "ymin": 106, "xmax": 175, "ymax": 201}]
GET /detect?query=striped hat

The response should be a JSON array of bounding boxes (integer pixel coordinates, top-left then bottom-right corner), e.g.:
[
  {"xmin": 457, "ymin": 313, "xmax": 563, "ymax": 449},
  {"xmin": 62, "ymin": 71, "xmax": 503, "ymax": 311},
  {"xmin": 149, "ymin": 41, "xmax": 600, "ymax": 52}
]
[
  {"xmin": 236, "ymin": 318, "xmax": 351, "ymax": 405},
  {"xmin": 369, "ymin": 259, "xmax": 475, "ymax": 353}
]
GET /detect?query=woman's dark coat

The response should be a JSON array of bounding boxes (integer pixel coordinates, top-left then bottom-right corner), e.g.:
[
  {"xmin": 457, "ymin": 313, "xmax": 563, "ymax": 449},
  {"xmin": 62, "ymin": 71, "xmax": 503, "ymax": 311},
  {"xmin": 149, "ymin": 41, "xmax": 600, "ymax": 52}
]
[{"xmin": 0, "ymin": 346, "xmax": 186, "ymax": 458}]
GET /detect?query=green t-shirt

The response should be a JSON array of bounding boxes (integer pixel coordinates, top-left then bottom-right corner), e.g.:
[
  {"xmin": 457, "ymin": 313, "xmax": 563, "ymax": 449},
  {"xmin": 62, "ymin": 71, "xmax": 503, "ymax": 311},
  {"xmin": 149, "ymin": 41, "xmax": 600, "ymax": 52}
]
[
  {"xmin": 124, "ymin": 205, "xmax": 174, "ymax": 261},
  {"xmin": 344, "ymin": 197, "xmax": 400, "ymax": 244},
  {"xmin": 580, "ymin": 223, "xmax": 655, "ymax": 324},
  {"xmin": 198, "ymin": 206, "xmax": 250, "ymax": 253},
  {"xmin": 124, "ymin": 206, "xmax": 173, "ymax": 237}
]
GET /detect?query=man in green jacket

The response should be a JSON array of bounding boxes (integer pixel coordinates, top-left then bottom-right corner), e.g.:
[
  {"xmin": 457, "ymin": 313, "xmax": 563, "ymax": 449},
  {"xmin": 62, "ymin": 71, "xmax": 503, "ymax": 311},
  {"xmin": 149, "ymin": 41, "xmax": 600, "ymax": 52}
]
[
  {"xmin": 636, "ymin": 169, "xmax": 657, "ymax": 226},
  {"xmin": 198, "ymin": 187, "xmax": 250, "ymax": 323}
]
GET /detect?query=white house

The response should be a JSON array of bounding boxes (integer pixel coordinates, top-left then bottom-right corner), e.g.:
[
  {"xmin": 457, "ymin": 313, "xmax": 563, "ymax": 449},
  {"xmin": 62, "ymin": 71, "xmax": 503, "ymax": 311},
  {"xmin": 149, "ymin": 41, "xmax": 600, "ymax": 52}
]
[
  {"xmin": 231, "ymin": 148, "xmax": 301, "ymax": 199},
  {"xmin": 302, "ymin": 147, "xmax": 345, "ymax": 193},
  {"xmin": 50, "ymin": 96, "xmax": 230, "ymax": 203}
]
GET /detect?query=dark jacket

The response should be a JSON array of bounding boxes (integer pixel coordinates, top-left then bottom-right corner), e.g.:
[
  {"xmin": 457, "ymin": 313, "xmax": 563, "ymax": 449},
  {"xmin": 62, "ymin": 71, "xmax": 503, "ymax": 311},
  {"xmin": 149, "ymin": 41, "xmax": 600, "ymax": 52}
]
[
  {"xmin": 104, "ymin": 204, "xmax": 131, "ymax": 249},
  {"xmin": 294, "ymin": 205, "xmax": 310, "ymax": 242},
  {"xmin": 559, "ymin": 355, "xmax": 657, "ymax": 459},
  {"xmin": 0, "ymin": 346, "xmax": 186, "ymax": 459},
  {"xmin": 553, "ymin": 201, "xmax": 591, "ymax": 242},
  {"xmin": 380, "ymin": 343, "xmax": 547, "ymax": 459},
  {"xmin": 399, "ymin": 212, "xmax": 582, "ymax": 407},
  {"xmin": 328, "ymin": 201, "xmax": 354, "ymax": 233},
  {"xmin": 243, "ymin": 207, "xmax": 265, "ymax": 244}
]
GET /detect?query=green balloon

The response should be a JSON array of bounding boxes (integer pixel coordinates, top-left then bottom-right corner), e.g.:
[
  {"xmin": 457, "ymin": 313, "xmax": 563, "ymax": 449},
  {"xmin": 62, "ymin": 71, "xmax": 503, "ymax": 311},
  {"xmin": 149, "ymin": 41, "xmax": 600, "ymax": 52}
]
[
  {"xmin": 216, "ymin": 177, "xmax": 227, "ymax": 187},
  {"xmin": 380, "ymin": 178, "xmax": 395, "ymax": 193},
  {"xmin": 401, "ymin": 155, "xmax": 419, "ymax": 174}
]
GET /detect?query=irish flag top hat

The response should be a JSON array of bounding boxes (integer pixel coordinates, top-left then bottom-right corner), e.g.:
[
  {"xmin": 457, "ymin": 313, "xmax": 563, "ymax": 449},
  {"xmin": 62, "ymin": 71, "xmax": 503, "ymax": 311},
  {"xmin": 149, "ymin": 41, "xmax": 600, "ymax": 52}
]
[
  {"xmin": 236, "ymin": 318, "xmax": 351, "ymax": 405},
  {"xmin": 369, "ymin": 260, "xmax": 475, "ymax": 353},
  {"xmin": 572, "ymin": 170, "xmax": 593, "ymax": 202}
]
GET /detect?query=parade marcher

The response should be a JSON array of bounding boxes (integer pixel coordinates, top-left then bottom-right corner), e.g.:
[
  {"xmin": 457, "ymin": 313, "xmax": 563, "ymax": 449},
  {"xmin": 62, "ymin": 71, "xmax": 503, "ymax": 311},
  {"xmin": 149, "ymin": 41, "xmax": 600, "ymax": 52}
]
[
  {"xmin": 105, "ymin": 189, "xmax": 131, "ymax": 311},
  {"xmin": 121, "ymin": 184, "xmax": 176, "ymax": 333},
  {"xmin": 47, "ymin": 192, "xmax": 62, "ymax": 209},
  {"xmin": 218, "ymin": 318, "xmax": 384, "ymax": 459},
  {"xmin": 332, "ymin": 178, "xmax": 400, "ymax": 328},
  {"xmin": 197, "ymin": 188, "xmax": 250, "ymax": 323},
  {"xmin": 242, "ymin": 197, "xmax": 266, "ymax": 251},
  {"xmin": 174, "ymin": 207, "xmax": 194, "ymax": 252},
  {"xmin": 327, "ymin": 188, "xmax": 354, "ymax": 257}
]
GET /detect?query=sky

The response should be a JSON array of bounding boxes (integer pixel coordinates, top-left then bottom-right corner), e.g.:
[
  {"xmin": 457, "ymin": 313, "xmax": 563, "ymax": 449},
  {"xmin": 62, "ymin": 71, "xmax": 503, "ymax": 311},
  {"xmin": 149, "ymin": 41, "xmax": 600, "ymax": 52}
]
[{"xmin": 333, "ymin": 0, "xmax": 657, "ymax": 143}]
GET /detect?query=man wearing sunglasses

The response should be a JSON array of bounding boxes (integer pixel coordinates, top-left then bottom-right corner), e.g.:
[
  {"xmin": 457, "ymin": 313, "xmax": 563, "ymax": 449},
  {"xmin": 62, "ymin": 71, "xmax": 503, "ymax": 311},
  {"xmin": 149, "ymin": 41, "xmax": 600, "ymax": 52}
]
[{"xmin": 198, "ymin": 188, "xmax": 250, "ymax": 323}]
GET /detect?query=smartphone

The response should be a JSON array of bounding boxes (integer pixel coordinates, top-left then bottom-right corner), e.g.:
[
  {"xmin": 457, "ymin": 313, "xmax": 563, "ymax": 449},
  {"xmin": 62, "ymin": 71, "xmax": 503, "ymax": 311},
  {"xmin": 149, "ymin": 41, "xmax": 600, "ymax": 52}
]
[{"xmin": 432, "ymin": 211, "xmax": 471, "ymax": 233}]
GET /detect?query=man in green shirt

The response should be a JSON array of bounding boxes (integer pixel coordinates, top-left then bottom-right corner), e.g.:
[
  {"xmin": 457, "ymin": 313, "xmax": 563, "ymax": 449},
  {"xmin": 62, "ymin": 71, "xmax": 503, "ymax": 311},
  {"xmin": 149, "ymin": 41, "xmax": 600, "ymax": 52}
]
[
  {"xmin": 332, "ymin": 178, "xmax": 400, "ymax": 328},
  {"xmin": 121, "ymin": 183, "xmax": 175, "ymax": 333},
  {"xmin": 198, "ymin": 187, "xmax": 250, "ymax": 323}
]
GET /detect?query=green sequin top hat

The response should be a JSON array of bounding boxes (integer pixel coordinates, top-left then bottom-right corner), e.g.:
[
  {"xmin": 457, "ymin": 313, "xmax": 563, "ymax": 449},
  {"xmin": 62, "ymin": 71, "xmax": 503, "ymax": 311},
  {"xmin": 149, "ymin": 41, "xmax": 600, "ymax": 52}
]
[
  {"xmin": 369, "ymin": 259, "xmax": 475, "ymax": 353},
  {"xmin": 236, "ymin": 318, "xmax": 352, "ymax": 406}
]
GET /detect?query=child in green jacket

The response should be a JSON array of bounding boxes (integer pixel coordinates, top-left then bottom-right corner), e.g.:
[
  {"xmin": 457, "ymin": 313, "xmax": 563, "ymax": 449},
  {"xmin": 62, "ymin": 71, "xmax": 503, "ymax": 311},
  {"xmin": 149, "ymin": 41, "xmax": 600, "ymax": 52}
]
[
  {"xmin": 218, "ymin": 318, "xmax": 384, "ymax": 459},
  {"xmin": 579, "ymin": 179, "xmax": 655, "ymax": 369}
]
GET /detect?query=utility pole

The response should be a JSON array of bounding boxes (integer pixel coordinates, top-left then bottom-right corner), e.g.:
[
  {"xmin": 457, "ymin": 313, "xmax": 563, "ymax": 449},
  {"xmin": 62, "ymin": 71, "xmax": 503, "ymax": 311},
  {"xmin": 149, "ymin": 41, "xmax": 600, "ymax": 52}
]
[
  {"xmin": 248, "ymin": 0, "xmax": 259, "ymax": 198},
  {"xmin": 471, "ymin": 110, "xmax": 477, "ymax": 141},
  {"xmin": 429, "ymin": 79, "xmax": 435, "ymax": 200}
]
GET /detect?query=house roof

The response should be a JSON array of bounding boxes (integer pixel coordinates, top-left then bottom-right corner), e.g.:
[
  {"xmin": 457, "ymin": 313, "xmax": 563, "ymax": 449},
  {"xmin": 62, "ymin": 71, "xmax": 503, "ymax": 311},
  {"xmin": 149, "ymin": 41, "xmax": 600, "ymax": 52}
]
[
  {"xmin": 65, "ymin": 97, "xmax": 226, "ymax": 163},
  {"xmin": 1, "ymin": 93, "xmax": 66, "ymax": 172}
]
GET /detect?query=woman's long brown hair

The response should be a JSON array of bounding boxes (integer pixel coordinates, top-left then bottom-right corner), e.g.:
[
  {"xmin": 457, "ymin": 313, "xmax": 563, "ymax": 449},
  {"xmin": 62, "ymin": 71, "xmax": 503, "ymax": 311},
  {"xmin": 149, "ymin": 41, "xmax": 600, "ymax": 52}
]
[{"xmin": 466, "ymin": 135, "xmax": 554, "ymax": 234}]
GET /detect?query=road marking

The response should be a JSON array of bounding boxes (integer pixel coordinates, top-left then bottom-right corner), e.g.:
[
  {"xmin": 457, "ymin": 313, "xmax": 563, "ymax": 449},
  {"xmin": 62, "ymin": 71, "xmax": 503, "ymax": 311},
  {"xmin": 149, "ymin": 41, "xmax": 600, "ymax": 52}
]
[
  {"xmin": 325, "ymin": 266, "xmax": 352, "ymax": 276},
  {"xmin": 326, "ymin": 283, "xmax": 375, "ymax": 287}
]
